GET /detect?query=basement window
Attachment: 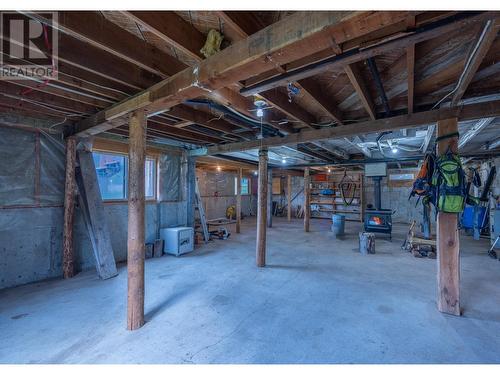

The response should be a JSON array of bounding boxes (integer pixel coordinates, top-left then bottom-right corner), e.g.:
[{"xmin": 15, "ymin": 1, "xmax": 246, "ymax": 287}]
[
  {"xmin": 92, "ymin": 151, "xmax": 157, "ymax": 201},
  {"xmin": 234, "ymin": 177, "xmax": 250, "ymax": 195}
]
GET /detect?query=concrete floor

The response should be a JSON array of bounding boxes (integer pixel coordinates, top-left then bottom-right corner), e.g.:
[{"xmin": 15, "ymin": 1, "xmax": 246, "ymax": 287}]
[{"xmin": 1, "ymin": 217, "xmax": 499, "ymax": 364}]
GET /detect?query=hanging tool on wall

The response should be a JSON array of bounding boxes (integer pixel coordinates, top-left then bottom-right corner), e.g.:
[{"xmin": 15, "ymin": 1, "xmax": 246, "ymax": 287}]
[{"xmin": 339, "ymin": 169, "xmax": 357, "ymax": 206}]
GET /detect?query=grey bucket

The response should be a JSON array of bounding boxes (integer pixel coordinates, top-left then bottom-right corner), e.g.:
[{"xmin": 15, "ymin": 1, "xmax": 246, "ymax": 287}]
[{"xmin": 331, "ymin": 214, "xmax": 345, "ymax": 236}]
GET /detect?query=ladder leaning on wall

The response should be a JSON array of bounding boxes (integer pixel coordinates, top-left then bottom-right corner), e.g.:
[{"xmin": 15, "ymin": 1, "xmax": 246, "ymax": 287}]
[{"xmin": 194, "ymin": 177, "xmax": 209, "ymax": 244}]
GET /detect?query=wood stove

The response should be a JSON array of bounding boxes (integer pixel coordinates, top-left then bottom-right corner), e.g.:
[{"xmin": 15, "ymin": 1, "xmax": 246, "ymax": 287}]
[
  {"xmin": 363, "ymin": 174, "xmax": 393, "ymax": 240},
  {"xmin": 364, "ymin": 209, "xmax": 393, "ymax": 240}
]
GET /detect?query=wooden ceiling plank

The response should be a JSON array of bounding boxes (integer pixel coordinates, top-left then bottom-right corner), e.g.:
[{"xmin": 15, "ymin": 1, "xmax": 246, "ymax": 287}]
[
  {"xmin": 344, "ymin": 63, "xmax": 377, "ymax": 120},
  {"xmin": 218, "ymin": 11, "xmax": 344, "ymax": 126},
  {"xmin": 73, "ymin": 11, "xmax": 434, "ymax": 137},
  {"xmin": 119, "ymin": 10, "xmax": 292, "ymax": 135},
  {"xmin": 407, "ymin": 44, "xmax": 416, "ymax": 114},
  {"xmin": 24, "ymin": 11, "xmax": 187, "ymax": 77},
  {"xmin": 450, "ymin": 19, "xmax": 499, "ymax": 106}
]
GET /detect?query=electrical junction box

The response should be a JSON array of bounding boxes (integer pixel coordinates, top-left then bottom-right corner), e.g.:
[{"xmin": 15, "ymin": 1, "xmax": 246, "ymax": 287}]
[{"xmin": 160, "ymin": 227, "xmax": 194, "ymax": 256}]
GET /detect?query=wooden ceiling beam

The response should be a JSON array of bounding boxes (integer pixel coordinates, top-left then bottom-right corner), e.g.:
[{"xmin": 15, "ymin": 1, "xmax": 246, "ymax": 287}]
[
  {"xmin": 193, "ymin": 99, "xmax": 500, "ymax": 155},
  {"xmin": 344, "ymin": 63, "xmax": 377, "ymax": 120},
  {"xmin": 217, "ymin": 11, "xmax": 344, "ymax": 126},
  {"xmin": 450, "ymin": 19, "xmax": 499, "ymax": 106},
  {"xmin": 118, "ymin": 10, "xmax": 292, "ymax": 134},
  {"xmin": 24, "ymin": 11, "xmax": 186, "ymax": 77},
  {"xmin": 73, "ymin": 11, "xmax": 427, "ymax": 137},
  {"xmin": 407, "ymin": 44, "xmax": 416, "ymax": 114}
]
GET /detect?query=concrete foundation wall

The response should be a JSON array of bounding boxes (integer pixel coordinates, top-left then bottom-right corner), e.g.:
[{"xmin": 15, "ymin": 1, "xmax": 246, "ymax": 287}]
[{"xmin": 0, "ymin": 126, "xmax": 187, "ymax": 290}]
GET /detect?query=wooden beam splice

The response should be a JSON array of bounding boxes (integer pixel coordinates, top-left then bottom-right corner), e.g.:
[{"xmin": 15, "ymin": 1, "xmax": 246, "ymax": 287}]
[
  {"xmin": 192, "ymin": 100, "xmax": 500, "ymax": 155},
  {"xmin": 450, "ymin": 19, "xmax": 499, "ymax": 107},
  {"xmin": 344, "ymin": 63, "xmax": 377, "ymax": 120},
  {"xmin": 75, "ymin": 11, "xmax": 417, "ymax": 137}
]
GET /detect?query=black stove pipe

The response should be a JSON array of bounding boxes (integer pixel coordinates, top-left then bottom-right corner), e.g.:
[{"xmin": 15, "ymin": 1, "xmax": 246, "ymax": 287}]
[{"xmin": 373, "ymin": 176, "xmax": 382, "ymax": 210}]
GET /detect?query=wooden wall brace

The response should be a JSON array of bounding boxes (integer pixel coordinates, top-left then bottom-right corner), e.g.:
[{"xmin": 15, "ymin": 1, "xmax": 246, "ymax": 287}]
[{"xmin": 75, "ymin": 148, "xmax": 118, "ymax": 280}]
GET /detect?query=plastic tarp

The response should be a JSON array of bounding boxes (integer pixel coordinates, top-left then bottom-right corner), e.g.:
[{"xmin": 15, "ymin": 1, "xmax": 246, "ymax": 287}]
[
  {"xmin": 158, "ymin": 153, "xmax": 181, "ymax": 201},
  {"xmin": 196, "ymin": 169, "xmax": 233, "ymax": 197},
  {"xmin": 0, "ymin": 126, "xmax": 65, "ymax": 207}
]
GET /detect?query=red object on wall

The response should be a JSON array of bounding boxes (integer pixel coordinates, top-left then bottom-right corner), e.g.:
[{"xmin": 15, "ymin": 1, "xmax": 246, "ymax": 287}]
[{"xmin": 314, "ymin": 174, "xmax": 327, "ymax": 182}]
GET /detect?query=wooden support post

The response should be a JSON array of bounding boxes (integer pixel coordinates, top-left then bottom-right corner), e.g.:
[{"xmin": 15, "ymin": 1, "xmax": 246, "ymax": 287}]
[
  {"xmin": 236, "ymin": 167, "xmax": 242, "ymax": 233},
  {"xmin": 304, "ymin": 167, "xmax": 311, "ymax": 232},
  {"xmin": 287, "ymin": 174, "xmax": 292, "ymax": 222},
  {"xmin": 127, "ymin": 109, "xmax": 147, "ymax": 330},
  {"xmin": 267, "ymin": 168, "xmax": 273, "ymax": 228},
  {"xmin": 256, "ymin": 148, "xmax": 268, "ymax": 267},
  {"xmin": 436, "ymin": 117, "xmax": 461, "ymax": 316},
  {"xmin": 186, "ymin": 157, "xmax": 196, "ymax": 228},
  {"xmin": 62, "ymin": 136, "xmax": 76, "ymax": 279}
]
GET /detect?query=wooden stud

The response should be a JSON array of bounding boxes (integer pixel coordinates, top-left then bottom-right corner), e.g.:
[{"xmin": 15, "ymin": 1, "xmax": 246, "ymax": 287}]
[
  {"xmin": 267, "ymin": 168, "xmax": 273, "ymax": 228},
  {"xmin": 127, "ymin": 109, "xmax": 147, "ymax": 330},
  {"xmin": 304, "ymin": 167, "xmax": 311, "ymax": 232},
  {"xmin": 62, "ymin": 136, "xmax": 77, "ymax": 279},
  {"xmin": 236, "ymin": 167, "xmax": 242, "ymax": 233},
  {"xmin": 436, "ymin": 117, "xmax": 460, "ymax": 316},
  {"xmin": 287, "ymin": 174, "xmax": 292, "ymax": 222},
  {"xmin": 256, "ymin": 149, "xmax": 268, "ymax": 267}
]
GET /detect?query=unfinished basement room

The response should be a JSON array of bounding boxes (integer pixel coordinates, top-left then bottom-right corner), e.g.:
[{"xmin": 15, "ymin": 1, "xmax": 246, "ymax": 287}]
[{"xmin": 1, "ymin": 4, "xmax": 500, "ymax": 369}]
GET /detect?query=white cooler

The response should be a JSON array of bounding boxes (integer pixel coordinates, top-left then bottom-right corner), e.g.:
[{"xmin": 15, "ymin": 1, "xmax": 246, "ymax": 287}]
[{"xmin": 160, "ymin": 227, "xmax": 194, "ymax": 256}]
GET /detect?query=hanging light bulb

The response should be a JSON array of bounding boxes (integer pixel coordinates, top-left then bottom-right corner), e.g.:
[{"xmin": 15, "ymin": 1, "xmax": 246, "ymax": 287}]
[
  {"xmin": 253, "ymin": 170, "xmax": 258, "ymax": 176},
  {"xmin": 391, "ymin": 147, "xmax": 398, "ymax": 154},
  {"xmin": 282, "ymin": 157, "xmax": 287, "ymax": 164},
  {"xmin": 327, "ymin": 168, "xmax": 331, "ymax": 173},
  {"xmin": 216, "ymin": 165, "xmax": 222, "ymax": 172},
  {"xmin": 256, "ymin": 108, "xmax": 264, "ymax": 118}
]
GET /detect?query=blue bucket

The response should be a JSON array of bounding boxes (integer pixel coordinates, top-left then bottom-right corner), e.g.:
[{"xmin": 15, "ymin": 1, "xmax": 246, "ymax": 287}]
[{"xmin": 331, "ymin": 214, "xmax": 345, "ymax": 236}]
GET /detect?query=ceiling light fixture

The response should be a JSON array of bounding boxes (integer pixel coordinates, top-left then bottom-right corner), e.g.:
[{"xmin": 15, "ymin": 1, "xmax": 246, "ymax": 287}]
[
  {"xmin": 391, "ymin": 148, "xmax": 398, "ymax": 154},
  {"xmin": 282, "ymin": 157, "xmax": 287, "ymax": 164},
  {"xmin": 216, "ymin": 165, "xmax": 221, "ymax": 172}
]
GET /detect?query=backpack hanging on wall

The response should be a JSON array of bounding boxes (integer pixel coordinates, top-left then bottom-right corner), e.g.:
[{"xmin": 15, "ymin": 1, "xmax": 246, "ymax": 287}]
[{"xmin": 431, "ymin": 149, "xmax": 467, "ymax": 214}]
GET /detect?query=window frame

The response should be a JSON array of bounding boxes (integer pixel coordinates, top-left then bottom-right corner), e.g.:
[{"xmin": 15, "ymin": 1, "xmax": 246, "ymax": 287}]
[
  {"xmin": 92, "ymin": 150, "xmax": 158, "ymax": 203},
  {"xmin": 234, "ymin": 176, "xmax": 250, "ymax": 196}
]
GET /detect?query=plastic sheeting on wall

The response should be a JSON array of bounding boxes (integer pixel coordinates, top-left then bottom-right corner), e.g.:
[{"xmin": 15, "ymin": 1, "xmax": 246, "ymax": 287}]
[
  {"xmin": 158, "ymin": 153, "xmax": 181, "ymax": 202},
  {"xmin": 0, "ymin": 126, "xmax": 65, "ymax": 207},
  {"xmin": 196, "ymin": 169, "xmax": 233, "ymax": 197}
]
